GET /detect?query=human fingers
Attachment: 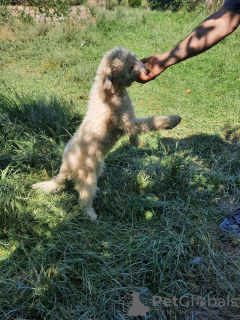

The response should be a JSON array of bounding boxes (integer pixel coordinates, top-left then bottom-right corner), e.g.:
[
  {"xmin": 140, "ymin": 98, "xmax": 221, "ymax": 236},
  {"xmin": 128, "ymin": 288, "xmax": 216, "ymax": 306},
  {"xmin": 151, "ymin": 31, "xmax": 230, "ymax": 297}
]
[
  {"xmin": 140, "ymin": 56, "xmax": 152, "ymax": 64},
  {"xmin": 136, "ymin": 71, "xmax": 156, "ymax": 83}
]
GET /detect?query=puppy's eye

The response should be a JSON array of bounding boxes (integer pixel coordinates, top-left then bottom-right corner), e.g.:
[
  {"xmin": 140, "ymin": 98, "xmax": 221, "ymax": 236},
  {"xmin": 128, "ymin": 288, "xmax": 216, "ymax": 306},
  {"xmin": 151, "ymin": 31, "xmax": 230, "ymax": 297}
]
[{"xmin": 130, "ymin": 66, "xmax": 134, "ymax": 71}]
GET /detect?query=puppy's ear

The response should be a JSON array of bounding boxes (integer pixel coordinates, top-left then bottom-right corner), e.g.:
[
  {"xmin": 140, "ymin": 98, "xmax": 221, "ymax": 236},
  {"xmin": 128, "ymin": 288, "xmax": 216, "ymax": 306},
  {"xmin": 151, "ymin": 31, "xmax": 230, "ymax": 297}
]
[{"xmin": 103, "ymin": 73, "xmax": 113, "ymax": 95}]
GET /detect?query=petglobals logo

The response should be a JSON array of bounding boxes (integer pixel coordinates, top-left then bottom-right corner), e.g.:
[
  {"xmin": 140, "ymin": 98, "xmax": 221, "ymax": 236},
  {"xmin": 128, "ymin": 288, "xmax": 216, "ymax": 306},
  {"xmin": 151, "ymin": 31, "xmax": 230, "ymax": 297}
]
[
  {"xmin": 152, "ymin": 294, "xmax": 240, "ymax": 308},
  {"xmin": 119, "ymin": 291, "xmax": 240, "ymax": 318},
  {"xmin": 127, "ymin": 292, "xmax": 149, "ymax": 316}
]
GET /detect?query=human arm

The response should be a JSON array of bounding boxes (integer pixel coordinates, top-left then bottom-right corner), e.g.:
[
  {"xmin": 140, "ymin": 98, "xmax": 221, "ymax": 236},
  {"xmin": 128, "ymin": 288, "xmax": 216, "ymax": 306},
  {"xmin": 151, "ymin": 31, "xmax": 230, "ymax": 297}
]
[{"xmin": 137, "ymin": 6, "xmax": 240, "ymax": 83}]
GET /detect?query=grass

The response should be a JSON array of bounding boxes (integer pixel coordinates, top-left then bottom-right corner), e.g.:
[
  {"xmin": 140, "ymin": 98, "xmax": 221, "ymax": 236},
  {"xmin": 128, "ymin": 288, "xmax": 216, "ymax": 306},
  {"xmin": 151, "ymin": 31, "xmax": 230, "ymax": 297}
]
[{"xmin": 0, "ymin": 5, "xmax": 240, "ymax": 319}]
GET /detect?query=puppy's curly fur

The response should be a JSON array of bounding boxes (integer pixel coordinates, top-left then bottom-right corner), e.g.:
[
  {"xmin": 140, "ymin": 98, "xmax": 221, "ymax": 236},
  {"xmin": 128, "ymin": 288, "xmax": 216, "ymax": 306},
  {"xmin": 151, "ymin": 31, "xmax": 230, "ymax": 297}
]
[{"xmin": 33, "ymin": 47, "xmax": 181, "ymax": 220}]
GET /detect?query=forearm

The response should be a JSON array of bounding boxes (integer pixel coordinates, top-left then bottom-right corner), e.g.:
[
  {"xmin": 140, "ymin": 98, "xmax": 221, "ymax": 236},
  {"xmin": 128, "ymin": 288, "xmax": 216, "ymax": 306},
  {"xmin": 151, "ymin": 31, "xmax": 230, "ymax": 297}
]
[
  {"xmin": 163, "ymin": 7, "xmax": 240, "ymax": 69},
  {"xmin": 138, "ymin": 7, "xmax": 240, "ymax": 83}
]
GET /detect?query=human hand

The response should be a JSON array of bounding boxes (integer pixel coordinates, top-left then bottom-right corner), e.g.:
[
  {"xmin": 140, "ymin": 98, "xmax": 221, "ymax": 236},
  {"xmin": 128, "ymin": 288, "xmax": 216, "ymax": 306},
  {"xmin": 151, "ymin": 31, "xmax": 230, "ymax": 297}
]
[{"xmin": 137, "ymin": 54, "xmax": 167, "ymax": 83}]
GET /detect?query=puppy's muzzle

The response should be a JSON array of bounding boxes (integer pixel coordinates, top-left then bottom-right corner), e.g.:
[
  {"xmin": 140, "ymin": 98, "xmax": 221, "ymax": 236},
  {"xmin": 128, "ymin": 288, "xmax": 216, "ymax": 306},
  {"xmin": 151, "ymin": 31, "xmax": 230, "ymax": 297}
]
[{"xmin": 134, "ymin": 60, "xmax": 148, "ymax": 77}]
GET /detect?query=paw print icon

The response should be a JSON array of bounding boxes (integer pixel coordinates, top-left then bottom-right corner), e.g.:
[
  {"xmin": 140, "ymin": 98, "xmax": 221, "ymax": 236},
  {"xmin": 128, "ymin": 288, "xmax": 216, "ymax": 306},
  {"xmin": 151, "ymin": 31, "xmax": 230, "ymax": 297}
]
[{"xmin": 195, "ymin": 296, "xmax": 206, "ymax": 307}]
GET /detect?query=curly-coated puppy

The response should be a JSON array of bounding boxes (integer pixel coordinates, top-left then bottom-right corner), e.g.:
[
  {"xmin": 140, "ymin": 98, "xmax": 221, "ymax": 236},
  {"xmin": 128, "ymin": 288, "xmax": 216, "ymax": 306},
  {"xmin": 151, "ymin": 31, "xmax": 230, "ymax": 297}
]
[{"xmin": 33, "ymin": 47, "xmax": 181, "ymax": 221}]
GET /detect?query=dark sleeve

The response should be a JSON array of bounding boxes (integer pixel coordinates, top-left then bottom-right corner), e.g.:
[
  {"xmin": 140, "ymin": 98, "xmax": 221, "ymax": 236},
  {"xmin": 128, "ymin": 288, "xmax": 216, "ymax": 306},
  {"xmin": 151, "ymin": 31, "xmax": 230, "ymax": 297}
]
[{"xmin": 224, "ymin": 0, "xmax": 240, "ymax": 13}]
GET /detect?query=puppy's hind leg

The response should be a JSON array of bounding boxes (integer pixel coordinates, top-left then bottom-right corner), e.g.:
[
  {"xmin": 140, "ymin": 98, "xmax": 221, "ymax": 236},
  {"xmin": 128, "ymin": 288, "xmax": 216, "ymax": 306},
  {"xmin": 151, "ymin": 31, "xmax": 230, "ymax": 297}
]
[
  {"xmin": 95, "ymin": 159, "xmax": 105, "ymax": 195},
  {"xmin": 96, "ymin": 159, "xmax": 105, "ymax": 178},
  {"xmin": 76, "ymin": 171, "xmax": 98, "ymax": 221}
]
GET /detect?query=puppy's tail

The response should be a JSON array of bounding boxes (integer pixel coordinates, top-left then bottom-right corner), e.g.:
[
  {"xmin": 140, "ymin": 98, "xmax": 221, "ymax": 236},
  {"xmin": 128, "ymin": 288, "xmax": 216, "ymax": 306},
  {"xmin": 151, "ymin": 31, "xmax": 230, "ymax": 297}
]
[
  {"xmin": 32, "ymin": 179, "xmax": 60, "ymax": 193},
  {"xmin": 33, "ymin": 165, "xmax": 68, "ymax": 193}
]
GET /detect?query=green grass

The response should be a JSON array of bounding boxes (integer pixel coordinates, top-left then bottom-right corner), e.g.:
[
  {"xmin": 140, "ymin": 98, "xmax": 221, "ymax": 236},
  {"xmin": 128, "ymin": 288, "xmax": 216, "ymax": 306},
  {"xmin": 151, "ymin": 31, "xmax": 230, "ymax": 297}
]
[{"xmin": 0, "ymin": 6, "xmax": 240, "ymax": 319}]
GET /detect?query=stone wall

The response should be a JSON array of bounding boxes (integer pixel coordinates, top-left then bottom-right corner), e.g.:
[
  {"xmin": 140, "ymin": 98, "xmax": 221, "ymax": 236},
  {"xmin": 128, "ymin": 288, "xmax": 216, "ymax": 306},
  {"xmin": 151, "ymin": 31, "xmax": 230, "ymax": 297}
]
[{"xmin": 6, "ymin": 5, "xmax": 92, "ymax": 25}]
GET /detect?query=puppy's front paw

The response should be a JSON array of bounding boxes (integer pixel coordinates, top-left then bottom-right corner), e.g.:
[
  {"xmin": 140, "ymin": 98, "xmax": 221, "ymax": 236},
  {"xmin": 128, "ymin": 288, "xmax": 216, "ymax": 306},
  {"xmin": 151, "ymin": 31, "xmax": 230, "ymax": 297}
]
[
  {"xmin": 129, "ymin": 134, "xmax": 140, "ymax": 147},
  {"xmin": 154, "ymin": 115, "xmax": 181, "ymax": 130},
  {"xmin": 165, "ymin": 115, "xmax": 181, "ymax": 129}
]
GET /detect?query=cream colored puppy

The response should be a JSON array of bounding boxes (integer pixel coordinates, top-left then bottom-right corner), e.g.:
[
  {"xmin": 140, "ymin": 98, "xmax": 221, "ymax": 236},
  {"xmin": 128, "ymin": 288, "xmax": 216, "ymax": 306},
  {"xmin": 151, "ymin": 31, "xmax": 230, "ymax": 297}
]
[{"xmin": 33, "ymin": 47, "xmax": 181, "ymax": 220}]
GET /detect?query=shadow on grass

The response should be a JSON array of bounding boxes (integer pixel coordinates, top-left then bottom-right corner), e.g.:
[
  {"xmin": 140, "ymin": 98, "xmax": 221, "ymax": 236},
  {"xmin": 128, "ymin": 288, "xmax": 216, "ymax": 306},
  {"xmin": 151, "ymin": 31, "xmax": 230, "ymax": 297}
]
[
  {"xmin": 97, "ymin": 129, "xmax": 240, "ymax": 220},
  {"xmin": 0, "ymin": 87, "xmax": 83, "ymax": 172},
  {"xmin": 1, "ymin": 92, "xmax": 240, "ymax": 319}
]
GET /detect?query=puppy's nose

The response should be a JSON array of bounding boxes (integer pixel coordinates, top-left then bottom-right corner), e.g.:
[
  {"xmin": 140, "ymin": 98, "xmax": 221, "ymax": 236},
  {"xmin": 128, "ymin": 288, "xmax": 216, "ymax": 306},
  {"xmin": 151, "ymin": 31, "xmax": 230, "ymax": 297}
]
[{"xmin": 134, "ymin": 61, "xmax": 148, "ymax": 75}]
